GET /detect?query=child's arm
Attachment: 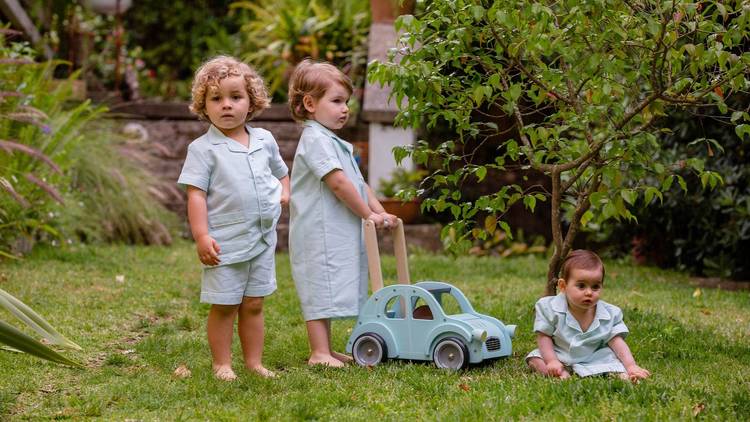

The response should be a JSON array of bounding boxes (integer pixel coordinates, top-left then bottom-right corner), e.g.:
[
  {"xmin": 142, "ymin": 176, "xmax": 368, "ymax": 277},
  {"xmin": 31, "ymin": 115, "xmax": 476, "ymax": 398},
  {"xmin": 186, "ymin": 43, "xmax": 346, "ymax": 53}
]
[
  {"xmin": 279, "ymin": 175, "xmax": 290, "ymax": 206},
  {"xmin": 608, "ymin": 335, "xmax": 650, "ymax": 381},
  {"xmin": 324, "ymin": 170, "xmax": 385, "ymax": 227},
  {"xmin": 186, "ymin": 186, "xmax": 221, "ymax": 266},
  {"xmin": 537, "ymin": 332, "xmax": 565, "ymax": 377}
]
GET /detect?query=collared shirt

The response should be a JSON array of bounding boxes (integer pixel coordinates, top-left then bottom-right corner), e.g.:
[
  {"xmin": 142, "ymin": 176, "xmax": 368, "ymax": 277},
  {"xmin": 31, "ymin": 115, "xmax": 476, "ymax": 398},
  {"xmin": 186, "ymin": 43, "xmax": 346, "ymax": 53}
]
[
  {"xmin": 289, "ymin": 120, "xmax": 369, "ymax": 321},
  {"xmin": 178, "ymin": 124, "xmax": 288, "ymax": 266},
  {"xmin": 532, "ymin": 293, "xmax": 629, "ymax": 367}
]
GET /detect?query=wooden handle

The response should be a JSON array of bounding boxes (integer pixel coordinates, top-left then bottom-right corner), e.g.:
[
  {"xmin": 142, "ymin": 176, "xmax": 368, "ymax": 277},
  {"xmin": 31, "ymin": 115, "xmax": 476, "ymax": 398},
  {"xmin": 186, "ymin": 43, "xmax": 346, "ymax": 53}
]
[{"xmin": 363, "ymin": 218, "xmax": 411, "ymax": 294}]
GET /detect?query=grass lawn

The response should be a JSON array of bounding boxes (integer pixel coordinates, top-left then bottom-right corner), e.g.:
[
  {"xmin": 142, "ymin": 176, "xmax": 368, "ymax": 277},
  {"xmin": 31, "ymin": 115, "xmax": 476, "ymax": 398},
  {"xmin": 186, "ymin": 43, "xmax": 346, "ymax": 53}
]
[{"xmin": 1, "ymin": 240, "xmax": 749, "ymax": 420}]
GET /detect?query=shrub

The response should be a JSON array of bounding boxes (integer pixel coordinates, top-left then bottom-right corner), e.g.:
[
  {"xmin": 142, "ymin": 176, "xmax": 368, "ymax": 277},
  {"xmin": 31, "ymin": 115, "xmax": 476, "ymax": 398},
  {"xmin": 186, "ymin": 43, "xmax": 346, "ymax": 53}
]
[
  {"xmin": 592, "ymin": 96, "xmax": 750, "ymax": 280},
  {"xmin": 0, "ymin": 32, "xmax": 105, "ymax": 257},
  {"xmin": 231, "ymin": 0, "xmax": 370, "ymax": 102},
  {"xmin": 0, "ymin": 33, "xmax": 174, "ymax": 258}
]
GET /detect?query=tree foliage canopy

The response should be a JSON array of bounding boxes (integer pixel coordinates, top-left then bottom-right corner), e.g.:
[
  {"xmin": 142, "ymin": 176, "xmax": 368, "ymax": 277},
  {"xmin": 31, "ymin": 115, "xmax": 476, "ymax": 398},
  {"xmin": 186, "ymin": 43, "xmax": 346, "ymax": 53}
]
[{"xmin": 370, "ymin": 0, "xmax": 750, "ymax": 294}]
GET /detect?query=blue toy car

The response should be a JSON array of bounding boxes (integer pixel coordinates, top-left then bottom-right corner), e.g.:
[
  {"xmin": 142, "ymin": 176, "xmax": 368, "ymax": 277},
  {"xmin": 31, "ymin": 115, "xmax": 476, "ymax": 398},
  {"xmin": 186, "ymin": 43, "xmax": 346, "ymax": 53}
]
[{"xmin": 345, "ymin": 280, "xmax": 516, "ymax": 370}]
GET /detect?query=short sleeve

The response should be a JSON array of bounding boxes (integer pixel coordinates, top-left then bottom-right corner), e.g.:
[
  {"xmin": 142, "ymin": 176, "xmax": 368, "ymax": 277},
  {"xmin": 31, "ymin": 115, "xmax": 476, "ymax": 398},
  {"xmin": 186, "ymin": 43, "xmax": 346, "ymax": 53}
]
[
  {"xmin": 606, "ymin": 305, "xmax": 629, "ymax": 341},
  {"xmin": 532, "ymin": 298, "xmax": 556, "ymax": 336},
  {"xmin": 177, "ymin": 143, "xmax": 210, "ymax": 191},
  {"xmin": 300, "ymin": 133, "xmax": 342, "ymax": 180},
  {"xmin": 265, "ymin": 133, "xmax": 289, "ymax": 179}
]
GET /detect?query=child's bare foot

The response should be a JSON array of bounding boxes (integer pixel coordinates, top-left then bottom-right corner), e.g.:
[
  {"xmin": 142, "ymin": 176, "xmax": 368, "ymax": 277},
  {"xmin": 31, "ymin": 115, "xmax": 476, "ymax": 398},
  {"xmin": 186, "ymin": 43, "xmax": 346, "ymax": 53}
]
[
  {"xmin": 247, "ymin": 365, "xmax": 276, "ymax": 378},
  {"xmin": 213, "ymin": 365, "xmax": 237, "ymax": 381},
  {"xmin": 559, "ymin": 369, "xmax": 571, "ymax": 379},
  {"xmin": 308, "ymin": 354, "xmax": 345, "ymax": 367},
  {"xmin": 331, "ymin": 351, "xmax": 353, "ymax": 364}
]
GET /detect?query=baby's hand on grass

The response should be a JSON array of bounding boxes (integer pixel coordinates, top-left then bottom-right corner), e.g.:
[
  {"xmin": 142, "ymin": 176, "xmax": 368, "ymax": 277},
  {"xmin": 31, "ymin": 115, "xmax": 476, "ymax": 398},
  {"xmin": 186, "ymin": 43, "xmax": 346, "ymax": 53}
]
[
  {"xmin": 196, "ymin": 234, "xmax": 221, "ymax": 266},
  {"xmin": 546, "ymin": 360, "xmax": 565, "ymax": 378},
  {"xmin": 626, "ymin": 364, "xmax": 651, "ymax": 382}
]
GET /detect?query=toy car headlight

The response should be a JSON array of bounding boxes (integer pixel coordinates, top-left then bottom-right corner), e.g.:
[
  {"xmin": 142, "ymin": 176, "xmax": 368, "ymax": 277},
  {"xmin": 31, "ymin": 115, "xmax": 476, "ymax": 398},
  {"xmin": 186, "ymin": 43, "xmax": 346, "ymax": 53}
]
[
  {"xmin": 471, "ymin": 329, "xmax": 487, "ymax": 342},
  {"xmin": 506, "ymin": 324, "xmax": 517, "ymax": 339}
]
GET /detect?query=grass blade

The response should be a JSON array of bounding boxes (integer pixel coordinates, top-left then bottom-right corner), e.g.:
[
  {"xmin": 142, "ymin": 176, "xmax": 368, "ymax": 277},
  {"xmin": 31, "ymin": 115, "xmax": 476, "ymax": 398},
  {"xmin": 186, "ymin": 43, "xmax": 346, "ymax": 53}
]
[
  {"xmin": 0, "ymin": 320, "xmax": 82, "ymax": 367},
  {"xmin": 0, "ymin": 288, "xmax": 82, "ymax": 350}
]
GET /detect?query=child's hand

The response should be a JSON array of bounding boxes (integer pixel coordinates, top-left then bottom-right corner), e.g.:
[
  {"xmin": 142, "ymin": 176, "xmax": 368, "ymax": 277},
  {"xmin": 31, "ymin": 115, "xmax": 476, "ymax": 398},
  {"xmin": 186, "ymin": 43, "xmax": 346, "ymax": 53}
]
[
  {"xmin": 379, "ymin": 212, "xmax": 399, "ymax": 230},
  {"xmin": 196, "ymin": 234, "xmax": 221, "ymax": 266},
  {"xmin": 367, "ymin": 213, "xmax": 385, "ymax": 228},
  {"xmin": 546, "ymin": 359, "xmax": 565, "ymax": 377},
  {"xmin": 625, "ymin": 364, "xmax": 651, "ymax": 382},
  {"xmin": 280, "ymin": 191, "xmax": 290, "ymax": 207}
]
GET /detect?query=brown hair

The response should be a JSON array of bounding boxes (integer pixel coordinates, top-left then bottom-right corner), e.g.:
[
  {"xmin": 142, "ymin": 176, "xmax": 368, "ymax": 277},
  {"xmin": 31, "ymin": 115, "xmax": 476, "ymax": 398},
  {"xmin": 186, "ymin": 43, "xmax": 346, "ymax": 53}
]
[
  {"xmin": 560, "ymin": 250, "xmax": 605, "ymax": 282},
  {"xmin": 287, "ymin": 58, "xmax": 353, "ymax": 122},
  {"xmin": 189, "ymin": 55, "xmax": 270, "ymax": 122}
]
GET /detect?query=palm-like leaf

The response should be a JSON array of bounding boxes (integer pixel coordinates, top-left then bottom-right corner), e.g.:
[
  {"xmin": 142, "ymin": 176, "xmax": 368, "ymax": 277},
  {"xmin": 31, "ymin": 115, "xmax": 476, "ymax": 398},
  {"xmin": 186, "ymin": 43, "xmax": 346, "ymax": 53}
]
[{"xmin": 0, "ymin": 288, "xmax": 83, "ymax": 367}]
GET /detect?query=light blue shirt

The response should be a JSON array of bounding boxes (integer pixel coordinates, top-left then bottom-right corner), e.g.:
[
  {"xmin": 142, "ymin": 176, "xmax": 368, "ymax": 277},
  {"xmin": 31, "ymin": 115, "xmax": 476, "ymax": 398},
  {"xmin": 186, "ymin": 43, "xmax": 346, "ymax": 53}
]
[
  {"xmin": 526, "ymin": 293, "xmax": 629, "ymax": 376},
  {"xmin": 289, "ymin": 120, "xmax": 369, "ymax": 321},
  {"xmin": 177, "ymin": 124, "xmax": 288, "ymax": 266}
]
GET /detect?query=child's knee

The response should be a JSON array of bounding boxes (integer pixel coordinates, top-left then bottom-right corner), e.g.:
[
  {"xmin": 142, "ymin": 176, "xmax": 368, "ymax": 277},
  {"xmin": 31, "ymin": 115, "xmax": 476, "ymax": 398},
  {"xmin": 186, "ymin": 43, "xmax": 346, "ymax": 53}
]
[
  {"xmin": 240, "ymin": 296, "xmax": 264, "ymax": 315},
  {"xmin": 210, "ymin": 303, "xmax": 240, "ymax": 316}
]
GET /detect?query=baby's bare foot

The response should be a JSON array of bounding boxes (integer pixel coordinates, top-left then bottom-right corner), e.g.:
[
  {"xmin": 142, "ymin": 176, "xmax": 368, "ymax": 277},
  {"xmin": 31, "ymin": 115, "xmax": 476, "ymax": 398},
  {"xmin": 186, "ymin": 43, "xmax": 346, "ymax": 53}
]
[
  {"xmin": 331, "ymin": 351, "xmax": 353, "ymax": 364},
  {"xmin": 247, "ymin": 365, "xmax": 276, "ymax": 378},
  {"xmin": 559, "ymin": 369, "xmax": 571, "ymax": 380},
  {"xmin": 308, "ymin": 354, "xmax": 345, "ymax": 367},
  {"xmin": 213, "ymin": 365, "xmax": 237, "ymax": 381}
]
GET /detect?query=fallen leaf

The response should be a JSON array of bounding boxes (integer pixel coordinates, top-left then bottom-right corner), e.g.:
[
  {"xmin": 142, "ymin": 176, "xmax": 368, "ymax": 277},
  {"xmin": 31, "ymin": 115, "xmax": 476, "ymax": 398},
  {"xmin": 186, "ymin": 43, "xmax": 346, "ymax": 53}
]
[
  {"xmin": 700, "ymin": 308, "xmax": 711, "ymax": 315},
  {"xmin": 115, "ymin": 274, "xmax": 125, "ymax": 283},
  {"xmin": 174, "ymin": 365, "xmax": 191, "ymax": 378},
  {"xmin": 692, "ymin": 403, "xmax": 705, "ymax": 416},
  {"xmin": 692, "ymin": 288, "xmax": 702, "ymax": 298},
  {"xmin": 459, "ymin": 383, "xmax": 470, "ymax": 392}
]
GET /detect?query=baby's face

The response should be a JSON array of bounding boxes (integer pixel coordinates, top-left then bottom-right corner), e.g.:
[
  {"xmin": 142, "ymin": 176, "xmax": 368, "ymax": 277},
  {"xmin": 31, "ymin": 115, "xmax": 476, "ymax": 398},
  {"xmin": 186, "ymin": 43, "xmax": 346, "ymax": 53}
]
[{"xmin": 559, "ymin": 267, "xmax": 603, "ymax": 312}]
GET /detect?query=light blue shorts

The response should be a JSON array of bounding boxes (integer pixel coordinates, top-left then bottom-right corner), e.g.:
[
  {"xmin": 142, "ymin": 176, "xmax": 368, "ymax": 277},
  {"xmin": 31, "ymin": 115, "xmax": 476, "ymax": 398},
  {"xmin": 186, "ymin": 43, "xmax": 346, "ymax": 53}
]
[{"xmin": 200, "ymin": 244, "xmax": 277, "ymax": 305}]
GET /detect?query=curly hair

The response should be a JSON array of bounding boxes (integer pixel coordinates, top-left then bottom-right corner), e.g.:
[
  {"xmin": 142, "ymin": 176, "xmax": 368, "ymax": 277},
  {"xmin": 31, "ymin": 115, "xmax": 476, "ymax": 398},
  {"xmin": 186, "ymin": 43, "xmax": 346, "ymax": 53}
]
[
  {"xmin": 287, "ymin": 59, "xmax": 353, "ymax": 122},
  {"xmin": 189, "ymin": 56, "xmax": 270, "ymax": 122},
  {"xmin": 560, "ymin": 249, "xmax": 605, "ymax": 283}
]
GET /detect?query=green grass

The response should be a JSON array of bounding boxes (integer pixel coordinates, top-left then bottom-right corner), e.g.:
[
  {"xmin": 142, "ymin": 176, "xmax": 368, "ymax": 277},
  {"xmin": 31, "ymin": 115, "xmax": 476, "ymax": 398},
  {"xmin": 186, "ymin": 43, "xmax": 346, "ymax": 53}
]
[{"xmin": 1, "ymin": 241, "xmax": 748, "ymax": 420}]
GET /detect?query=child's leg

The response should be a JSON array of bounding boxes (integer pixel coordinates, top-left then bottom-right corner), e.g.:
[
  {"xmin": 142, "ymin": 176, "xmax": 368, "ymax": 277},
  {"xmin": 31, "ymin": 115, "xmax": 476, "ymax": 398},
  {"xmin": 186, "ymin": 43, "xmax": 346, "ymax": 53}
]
[
  {"xmin": 325, "ymin": 320, "xmax": 352, "ymax": 364},
  {"xmin": 207, "ymin": 304, "xmax": 240, "ymax": 380},
  {"xmin": 237, "ymin": 296, "xmax": 275, "ymax": 377},
  {"xmin": 306, "ymin": 319, "xmax": 344, "ymax": 367}
]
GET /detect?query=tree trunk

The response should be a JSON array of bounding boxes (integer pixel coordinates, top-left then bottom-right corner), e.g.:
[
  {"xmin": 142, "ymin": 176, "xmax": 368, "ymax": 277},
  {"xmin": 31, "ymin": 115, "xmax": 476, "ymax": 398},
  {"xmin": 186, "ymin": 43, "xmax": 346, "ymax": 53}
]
[{"xmin": 545, "ymin": 254, "xmax": 563, "ymax": 296}]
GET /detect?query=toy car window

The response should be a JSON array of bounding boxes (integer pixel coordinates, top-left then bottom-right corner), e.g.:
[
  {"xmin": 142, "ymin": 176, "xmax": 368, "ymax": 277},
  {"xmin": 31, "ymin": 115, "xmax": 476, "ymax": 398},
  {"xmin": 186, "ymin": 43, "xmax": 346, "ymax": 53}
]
[
  {"xmin": 384, "ymin": 295, "xmax": 406, "ymax": 319},
  {"xmin": 433, "ymin": 291, "xmax": 462, "ymax": 316},
  {"xmin": 411, "ymin": 296, "xmax": 434, "ymax": 320}
]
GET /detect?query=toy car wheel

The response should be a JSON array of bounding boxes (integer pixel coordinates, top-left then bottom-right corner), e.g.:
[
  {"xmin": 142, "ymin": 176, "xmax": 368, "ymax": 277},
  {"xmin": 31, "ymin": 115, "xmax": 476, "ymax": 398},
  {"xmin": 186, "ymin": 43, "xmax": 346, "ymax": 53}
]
[
  {"xmin": 433, "ymin": 337, "xmax": 468, "ymax": 370},
  {"xmin": 352, "ymin": 333, "xmax": 387, "ymax": 367}
]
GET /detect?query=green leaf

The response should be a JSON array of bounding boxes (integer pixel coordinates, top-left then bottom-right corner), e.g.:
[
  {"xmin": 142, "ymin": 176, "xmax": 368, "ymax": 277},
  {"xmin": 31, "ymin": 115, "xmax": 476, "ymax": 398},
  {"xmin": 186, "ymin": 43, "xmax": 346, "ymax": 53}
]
[
  {"xmin": 475, "ymin": 166, "xmax": 487, "ymax": 182},
  {"xmin": 0, "ymin": 288, "xmax": 82, "ymax": 350},
  {"xmin": 677, "ymin": 175, "xmax": 688, "ymax": 192},
  {"xmin": 499, "ymin": 221, "xmax": 512, "ymax": 239},
  {"xmin": 523, "ymin": 195, "xmax": 537, "ymax": 212},
  {"xmin": 620, "ymin": 189, "xmax": 637, "ymax": 205},
  {"xmin": 735, "ymin": 124, "xmax": 750, "ymax": 140},
  {"xmin": 0, "ymin": 320, "xmax": 82, "ymax": 367},
  {"xmin": 580, "ymin": 209, "xmax": 594, "ymax": 226},
  {"xmin": 471, "ymin": 5, "xmax": 485, "ymax": 21}
]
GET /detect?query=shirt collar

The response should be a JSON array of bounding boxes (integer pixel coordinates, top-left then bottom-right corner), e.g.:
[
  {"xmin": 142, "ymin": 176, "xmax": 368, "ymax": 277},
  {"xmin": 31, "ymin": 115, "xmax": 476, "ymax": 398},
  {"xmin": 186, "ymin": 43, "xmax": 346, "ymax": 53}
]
[
  {"xmin": 207, "ymin": 124, "xmax": 263, "ymax": 154},
  {"xmin": 304, "ymin": 119, "xmax": 352, "ymax": 153}
]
